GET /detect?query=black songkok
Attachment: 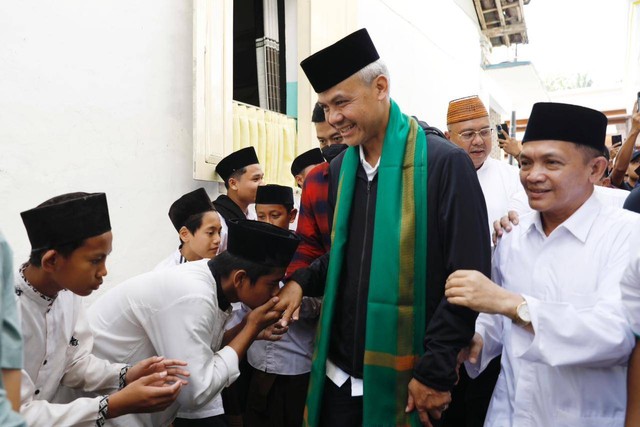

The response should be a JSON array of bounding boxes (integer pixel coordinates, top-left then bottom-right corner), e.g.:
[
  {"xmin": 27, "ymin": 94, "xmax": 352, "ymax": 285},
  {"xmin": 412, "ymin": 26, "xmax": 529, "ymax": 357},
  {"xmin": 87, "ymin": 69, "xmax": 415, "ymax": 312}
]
[
  {"xmin": 215, "ymin": 147, "xmax": 260, "ymax": 182},
  {"xmin": 168, "ymin": 188, "xmax": 214, "ymax": 231},
  {"xmin": 227, "ymin": 219, "xmax": 300, "ymax": 268},
  {"xmin": 523, "ymin": 102, "xmax": 608, "ymax": 151},
  {"xmin": 21, "ymin": 192, "xmax": 111, "ymax": 252},
  {"xmin": 255, "ymin": 185, "xmax": 294, "ymax": 206},
  {"xmin": 300, "ymin": 28, "xmax": 380, "ymax": 93},
  {"xmin": 290, "ymin": 148, "xmax": 325, "ymax": 177}
]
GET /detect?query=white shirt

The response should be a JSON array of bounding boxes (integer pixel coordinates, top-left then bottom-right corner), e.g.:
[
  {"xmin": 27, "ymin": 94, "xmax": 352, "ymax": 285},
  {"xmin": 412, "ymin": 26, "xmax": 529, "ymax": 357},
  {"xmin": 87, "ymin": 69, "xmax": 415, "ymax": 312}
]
[
  {"xmin": 620, "ymin": 226, "xmax": 640, "ymax": 335},
  {"xmin": 476, "ymin": 157, "xmax": 530, "ymax": 243},
  {"xmin": 16, "ymin": 271, "xmax": 124, "ymax": 427},
  {"xmin": 153, "ymin": 249, "xmax": 224, "ymax": 420},
  {"xmin": 359, "ymin": 145, "xmax": 380, "ymax": 181},
  {"xmin": 87, "ymin": 260, "xmax": 239, "ymax": 427},
  {"xmin": 466, "ymin": 194, "xmax": 638, "ymax": 427},
  {"xmin": 593, "ymin": 184, "xmax": 629, "ymax": 208},
  {"xmin": 153, "ymin": 248, "xmax": 187, "ymax": 271}
]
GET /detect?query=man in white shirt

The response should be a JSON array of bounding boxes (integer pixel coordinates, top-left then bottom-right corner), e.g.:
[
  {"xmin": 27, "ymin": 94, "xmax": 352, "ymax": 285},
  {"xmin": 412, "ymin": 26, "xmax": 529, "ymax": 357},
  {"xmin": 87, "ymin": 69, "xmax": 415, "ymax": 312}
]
[
  {"xmin": 87, "ymin": 219, "xmax": 300, "ymax": 427},
  {"xmin": 17, "ymin": 192, "xmax": 187, "ymax": 427},
  {"xmin": 445, "ymin": 102, "xmax": 639, "ymax": 427},
  {"xmin": 444, "ymin": 95, "xmax": 529, "ymax": 427},
  {"xmin": 446, "ymin": 95, "xmax": 529, "ymax": 241}
]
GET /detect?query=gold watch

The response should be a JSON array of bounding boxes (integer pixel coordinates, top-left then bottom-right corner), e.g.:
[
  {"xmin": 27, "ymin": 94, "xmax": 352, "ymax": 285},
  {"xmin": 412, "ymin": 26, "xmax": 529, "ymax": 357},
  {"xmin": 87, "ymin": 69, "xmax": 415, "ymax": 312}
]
[{"xmin": 513, "ymin": 300, "xmax": 531, "ymax": 327}]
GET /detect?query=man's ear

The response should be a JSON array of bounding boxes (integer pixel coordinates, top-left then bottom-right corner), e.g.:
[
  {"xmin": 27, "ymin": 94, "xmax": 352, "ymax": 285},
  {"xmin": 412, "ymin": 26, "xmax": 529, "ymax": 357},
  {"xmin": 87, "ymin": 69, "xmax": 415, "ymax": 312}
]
[
  {"xmin": 228, "ymin": 177, "xmax": 239, "ymax": 191},
  {"xmin": 40, "ymin": 249, "xmax": 60, "ymax": 273},
  {"xmin": 178, "ymin": 226, "xmax": 191, "ymax": 243},
  {"xmin": 590, "ymin": 157, "xmax": 608, "ymax": 183},
  {"xmin": 374, "ymin": 75, "xmax": 389, "ymax": 100},
  {"xmin": 231, "ymin": 269, "xmax": 247, "ymax": 289},
  {"xmin": 289, "ymin": 209, "xmax": 298, "ymax": 224},
  {"xmin": 444, "ymin": 130, "xmax": 451, "ymax": 140},
  {"xmin": 295, "ymin": 175, "xmax": 304, "ymax": 188}
]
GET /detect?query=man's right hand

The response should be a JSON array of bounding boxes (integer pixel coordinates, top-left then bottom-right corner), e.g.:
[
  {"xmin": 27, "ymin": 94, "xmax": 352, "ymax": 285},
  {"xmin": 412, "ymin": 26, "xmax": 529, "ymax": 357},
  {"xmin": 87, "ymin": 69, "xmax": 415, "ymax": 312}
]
[
  {"xmin": 492, "ymin": 210, "xmax": 519, "ymax": 245},
  {"xmin": 107, "ymin": 371, "xmax": 185, "ymax": 418},
  {"xmin": 273, "ymin": 280, "xmax": 303, "ymax": 327}
]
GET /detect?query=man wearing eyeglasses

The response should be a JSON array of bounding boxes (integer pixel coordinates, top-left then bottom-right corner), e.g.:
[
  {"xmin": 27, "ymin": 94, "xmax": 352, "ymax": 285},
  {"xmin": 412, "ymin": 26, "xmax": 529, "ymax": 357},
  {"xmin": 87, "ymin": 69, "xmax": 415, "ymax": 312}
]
[
  {"xmin": 442, "ymin": 96, "xmax": 529, "ymax": 427},
  {"xmin": 445, "ymin": 96, "xmax": 529, "ymax": 243}
]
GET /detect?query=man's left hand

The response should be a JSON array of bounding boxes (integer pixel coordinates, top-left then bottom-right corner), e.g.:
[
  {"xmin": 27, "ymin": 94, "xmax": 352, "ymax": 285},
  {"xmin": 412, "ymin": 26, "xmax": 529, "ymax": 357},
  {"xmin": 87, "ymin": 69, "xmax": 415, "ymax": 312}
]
[{"xmin": 406, "ymin": 378, "xmax": 451, "ymax": 426}]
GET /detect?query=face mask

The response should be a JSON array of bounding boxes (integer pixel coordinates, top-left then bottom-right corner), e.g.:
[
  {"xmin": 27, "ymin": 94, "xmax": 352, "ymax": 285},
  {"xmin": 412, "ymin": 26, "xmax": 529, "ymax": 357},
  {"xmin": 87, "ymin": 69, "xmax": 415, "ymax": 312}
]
[{"xmin": 321, "ymin": 143, "xmax": 348, "ymax": 162}]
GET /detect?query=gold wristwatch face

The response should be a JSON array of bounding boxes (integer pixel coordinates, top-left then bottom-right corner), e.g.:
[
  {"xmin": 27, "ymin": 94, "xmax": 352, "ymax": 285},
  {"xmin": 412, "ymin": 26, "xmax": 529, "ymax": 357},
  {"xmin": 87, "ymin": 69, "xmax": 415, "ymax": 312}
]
[{"xmin": 516, "ymin": 301, "xmax": 531, "ymax": 324}]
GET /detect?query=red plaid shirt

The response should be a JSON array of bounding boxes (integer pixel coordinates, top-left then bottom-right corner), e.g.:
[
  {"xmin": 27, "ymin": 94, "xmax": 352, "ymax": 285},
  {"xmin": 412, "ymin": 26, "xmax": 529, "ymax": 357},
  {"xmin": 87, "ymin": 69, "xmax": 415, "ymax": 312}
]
[{"xmin": 286, "ymin": 162, "xmax": 331, "ymax": 277}]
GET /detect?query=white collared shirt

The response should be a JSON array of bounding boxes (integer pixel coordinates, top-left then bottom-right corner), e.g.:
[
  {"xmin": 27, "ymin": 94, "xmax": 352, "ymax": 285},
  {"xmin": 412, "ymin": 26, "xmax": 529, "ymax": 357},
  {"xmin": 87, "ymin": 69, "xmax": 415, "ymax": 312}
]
[
  {"xmin": 152, "ymin": 250, "xmax": 224, "ymax": 420},
  {"xmin": 16, "ymin": 272, "xmax": 124, "ymax": 426},
  {"xmin": 359, "ymin": 145, "xmax": 380, "ymax": 182},
  {"xmin": 476, "ymin": 157, "xmax": 530, "ymax": 244},
  {"xmin": 87, "ymin": 260, "xmax": 238, "ymax": 427},
  {"xmin": 467, "ymin": 194, "xmax": 638, "ymax": 427}
]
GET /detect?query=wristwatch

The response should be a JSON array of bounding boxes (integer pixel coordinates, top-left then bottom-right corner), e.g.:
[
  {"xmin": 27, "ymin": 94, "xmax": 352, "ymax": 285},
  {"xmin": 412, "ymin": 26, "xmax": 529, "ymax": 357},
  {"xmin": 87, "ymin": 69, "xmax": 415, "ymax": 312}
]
[{"xmin": 513, "ymin": 300, "xmax": 531, "ymax": 327}]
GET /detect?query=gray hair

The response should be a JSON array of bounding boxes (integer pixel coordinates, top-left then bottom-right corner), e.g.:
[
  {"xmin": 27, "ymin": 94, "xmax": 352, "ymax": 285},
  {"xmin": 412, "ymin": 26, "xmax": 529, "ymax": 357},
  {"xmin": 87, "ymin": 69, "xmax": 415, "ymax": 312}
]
[{"xmin": 356, "ymin": 59, "xmax": 390, "ymax": 86}]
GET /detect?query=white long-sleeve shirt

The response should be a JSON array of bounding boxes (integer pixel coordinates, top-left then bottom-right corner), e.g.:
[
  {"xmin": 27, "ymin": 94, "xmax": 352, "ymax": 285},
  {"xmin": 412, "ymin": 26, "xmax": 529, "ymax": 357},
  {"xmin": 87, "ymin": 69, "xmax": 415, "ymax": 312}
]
[
  {"xmin": 152, "ymin": 249, "xmax": 224, "ymax": 420},
  {"xmin": 620, "ymin": 226, "xmax": 640, "ymax": 335},
  {"xmin": 87, "ymin": 260, "xmax": 239, "ymax": 427},
  {"xmin": 466, "ymin": 194, "xmax": 638, "ymax": 427},
  {"xmin": 16, "ymin": 269, "xmax": 125, "ymax": 427},
  {"xmin": 476, "ymin": 157, "xmax": 530, "ymax": 243}
]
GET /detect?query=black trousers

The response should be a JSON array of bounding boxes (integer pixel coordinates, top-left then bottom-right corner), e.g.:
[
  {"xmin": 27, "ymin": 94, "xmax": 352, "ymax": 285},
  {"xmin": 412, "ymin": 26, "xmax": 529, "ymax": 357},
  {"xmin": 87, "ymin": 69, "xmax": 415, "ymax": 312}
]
[
  {"xmin": 319, "ymin": 378, "xmax": 363, "ymax": 427},
  {"xmin": 173, "ymin": 415, "xmax": 228, "ymax": 427},
  {"xmin": 245, "ymin": 368, "xmax": 310, "ymax": 427}
]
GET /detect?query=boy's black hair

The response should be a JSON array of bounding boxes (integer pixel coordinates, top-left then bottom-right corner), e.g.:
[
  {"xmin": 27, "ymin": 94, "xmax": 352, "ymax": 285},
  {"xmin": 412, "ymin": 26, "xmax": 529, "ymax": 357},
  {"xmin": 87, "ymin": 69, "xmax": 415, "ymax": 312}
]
[
  {"xmin": 224, "ymin": 167, "xmax": 247, "ymax": 190},
  {"xmin": 312, "ymin": 103, "xmax": 326, "ymax": 123},
  {"xmin": 210, "ymin": 250, "xmax": 280, "ymax": 285},
  {"xmin": 28, "ymin": 192, "xmax": 91, "ymax": 267},
  {"xmin": 178, "ymin": 211, "xmax": 208, "ymax": 244}
]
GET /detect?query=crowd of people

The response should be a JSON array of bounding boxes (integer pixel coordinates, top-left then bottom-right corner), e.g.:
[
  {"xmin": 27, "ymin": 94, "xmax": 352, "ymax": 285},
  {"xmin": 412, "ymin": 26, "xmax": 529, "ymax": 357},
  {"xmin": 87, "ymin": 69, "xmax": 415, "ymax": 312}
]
[{"xmin": 2, "ymin": 27, "xmax": 640, "ymax": 427}]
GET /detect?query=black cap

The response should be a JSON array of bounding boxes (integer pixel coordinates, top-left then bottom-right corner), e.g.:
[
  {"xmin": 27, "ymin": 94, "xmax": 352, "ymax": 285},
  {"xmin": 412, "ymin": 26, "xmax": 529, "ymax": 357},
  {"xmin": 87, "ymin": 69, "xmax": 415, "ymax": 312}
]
[
  {"xmin": 21, "ymin": 192, "xmax": 111, "ymax": 252},
  {"xmin": 215, "ymin": 147, "xmax": 260, "ymax": 182},
  {"xmin": 227, "ymin": 219, "xmax": 300, "ymax": 268},
  {"xmin": 312, "ymin": 103, "xmax": 326, "ymax": 123},
  {"xmin": 255, "ymin": 185, "xmax": 294, "ymax": 206},
  {"xmin": 523, "ymin": 102, "xmax": 608, "ymax": 151},
  {"xmin": 168, "ymin": 188, "xmax": 215, "ymax": 231},
  {"xmin": 291, "ymin": 148, "xmax": 325, "ymax": 176},
  {"xmin": 300, "ymin": 28, "xmax": 380, "ymax": 93}
]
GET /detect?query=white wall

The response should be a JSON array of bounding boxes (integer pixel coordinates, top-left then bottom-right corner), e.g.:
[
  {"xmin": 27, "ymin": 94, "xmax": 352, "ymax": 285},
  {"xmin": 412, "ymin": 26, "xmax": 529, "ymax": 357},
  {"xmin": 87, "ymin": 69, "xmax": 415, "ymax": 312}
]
[
  {"xmin": 0, "ymin": 0, "xmax": 219, "ymax": 302},
  {"xmin": 358, "ymin": 0, "xmax": 486, "ymax": 130}
]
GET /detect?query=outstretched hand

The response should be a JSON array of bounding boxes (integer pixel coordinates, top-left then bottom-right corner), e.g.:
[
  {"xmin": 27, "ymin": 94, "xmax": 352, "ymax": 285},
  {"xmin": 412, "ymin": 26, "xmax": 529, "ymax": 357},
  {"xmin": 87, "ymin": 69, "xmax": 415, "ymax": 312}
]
[
  {"xmin": 126, "ymin": 356, "xmax": 189, "ymax": 385},
  {"xmin": 107, "ymin": 371, "xmax": 186, "ymax": 418}
]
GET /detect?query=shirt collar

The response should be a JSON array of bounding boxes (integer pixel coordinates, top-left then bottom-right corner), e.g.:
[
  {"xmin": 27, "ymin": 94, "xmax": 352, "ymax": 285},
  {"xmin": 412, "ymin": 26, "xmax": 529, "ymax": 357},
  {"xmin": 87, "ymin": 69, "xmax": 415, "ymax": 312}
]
[
  {"xmin": 207, "ymin": 260, "xmax": 230, "ymax": 311},
  {"xmin": 359, "ymin": 145, "xmax": 380, "ymax": 181},
  {"xmin": 526, "ymin": 191, "xmax": 601, "ymax": 242},
  {"xmin": 16, "ymin": 263, "xmax": 57, "ymax": 308}
]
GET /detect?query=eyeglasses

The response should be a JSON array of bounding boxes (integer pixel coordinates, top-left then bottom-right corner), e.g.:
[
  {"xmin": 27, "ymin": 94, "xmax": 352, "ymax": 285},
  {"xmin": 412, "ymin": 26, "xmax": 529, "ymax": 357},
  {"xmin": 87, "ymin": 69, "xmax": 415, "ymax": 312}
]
[{"xmin": 458, "ymin": 127, "xmax": 493, "ymax": 142}]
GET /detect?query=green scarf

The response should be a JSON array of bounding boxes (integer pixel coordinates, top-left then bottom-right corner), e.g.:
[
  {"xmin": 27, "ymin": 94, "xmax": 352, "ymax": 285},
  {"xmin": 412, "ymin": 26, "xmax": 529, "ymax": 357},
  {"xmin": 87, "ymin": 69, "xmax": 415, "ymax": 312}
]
[{"xmin": 304, "ymin": 99, "xmax": 427, "ymax": 427}]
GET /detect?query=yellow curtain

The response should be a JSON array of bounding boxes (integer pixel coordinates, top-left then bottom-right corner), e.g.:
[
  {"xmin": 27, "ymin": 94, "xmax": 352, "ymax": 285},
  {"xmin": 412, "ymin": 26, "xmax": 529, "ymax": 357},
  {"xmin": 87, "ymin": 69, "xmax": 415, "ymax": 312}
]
[{"xmin": 232, "ymin": 101, "xmax": 297, "ymax": 187}]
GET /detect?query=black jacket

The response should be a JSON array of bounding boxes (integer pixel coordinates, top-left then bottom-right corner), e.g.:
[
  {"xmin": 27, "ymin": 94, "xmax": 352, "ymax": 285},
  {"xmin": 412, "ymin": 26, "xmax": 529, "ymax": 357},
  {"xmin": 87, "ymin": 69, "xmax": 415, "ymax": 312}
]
[{"xmin": 290, "ymin": 134, "xmax": 491, "ymax": 391}]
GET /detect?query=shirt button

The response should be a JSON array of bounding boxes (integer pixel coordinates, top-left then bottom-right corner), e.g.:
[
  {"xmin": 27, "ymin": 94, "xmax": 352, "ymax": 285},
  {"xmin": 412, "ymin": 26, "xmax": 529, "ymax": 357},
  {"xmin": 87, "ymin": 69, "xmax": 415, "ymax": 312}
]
[
  {"xmin": 43, "ymin": 360, "xmax": 47, "ymax": 365},
  {"xmin": 35, "ymin": 389, "xmax": 40, "ymax": 395}
]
